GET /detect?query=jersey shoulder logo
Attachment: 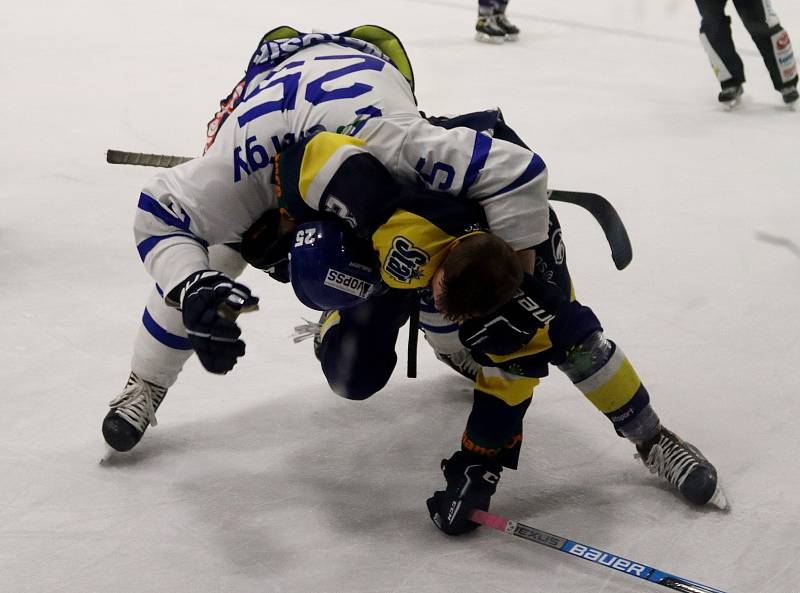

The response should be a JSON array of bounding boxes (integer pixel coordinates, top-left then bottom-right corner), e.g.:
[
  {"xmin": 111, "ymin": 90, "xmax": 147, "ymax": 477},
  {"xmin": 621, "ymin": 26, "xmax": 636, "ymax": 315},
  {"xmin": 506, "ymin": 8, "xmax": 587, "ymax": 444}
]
[{"xmin": 385, "ymin": 236, "xmax": 429, "ymax": 284}]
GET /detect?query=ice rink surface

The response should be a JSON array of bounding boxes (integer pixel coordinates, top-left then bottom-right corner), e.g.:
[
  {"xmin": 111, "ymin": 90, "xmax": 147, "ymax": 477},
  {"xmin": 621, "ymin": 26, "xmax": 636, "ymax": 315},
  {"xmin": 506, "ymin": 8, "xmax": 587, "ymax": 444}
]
[{"xmin": 2, "ymin": 1, "xmax": 799, "ymax": 591}]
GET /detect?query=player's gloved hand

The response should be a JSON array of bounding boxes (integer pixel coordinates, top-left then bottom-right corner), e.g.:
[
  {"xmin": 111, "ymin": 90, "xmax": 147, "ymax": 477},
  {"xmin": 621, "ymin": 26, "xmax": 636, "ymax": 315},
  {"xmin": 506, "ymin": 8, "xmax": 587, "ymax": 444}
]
[
  {"xmin": 426, "ymin": 451, "xmax": 502, "ymax": 536},
  {"xmin": 459, "ymin": 274, "xmax": 567, "ymax": 356},
  {"xmin": 170, "ymin": 270, "xmax": 259, "ymax": 374}
]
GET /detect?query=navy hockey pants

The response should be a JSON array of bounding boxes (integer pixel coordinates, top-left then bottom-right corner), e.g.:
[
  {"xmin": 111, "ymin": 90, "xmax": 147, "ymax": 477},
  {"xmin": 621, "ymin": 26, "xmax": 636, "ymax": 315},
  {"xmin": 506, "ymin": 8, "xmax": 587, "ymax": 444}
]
[{"xmin": 695, "ymin": 0, "xmax": 797, "ymax": 90}]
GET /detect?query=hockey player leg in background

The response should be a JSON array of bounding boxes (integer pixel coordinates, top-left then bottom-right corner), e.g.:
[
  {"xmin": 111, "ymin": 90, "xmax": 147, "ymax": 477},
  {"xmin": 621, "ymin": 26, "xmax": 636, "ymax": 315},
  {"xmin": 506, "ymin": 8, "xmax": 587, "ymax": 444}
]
[
  {"xmin": 476, "ymin": 0, "xmax": 509, "ymax": 44},
  {"xmin": 695, "ymin": 0, "xmax": 798, "ymax": 107},
  {"xmin": 492, "ymin": 0, "xmax": 520, "ymax": 41}
]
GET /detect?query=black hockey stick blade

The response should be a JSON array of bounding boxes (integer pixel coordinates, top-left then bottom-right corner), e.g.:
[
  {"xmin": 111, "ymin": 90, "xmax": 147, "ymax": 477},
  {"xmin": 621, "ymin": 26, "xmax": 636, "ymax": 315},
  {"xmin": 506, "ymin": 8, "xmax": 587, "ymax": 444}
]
[
  {"xmin": 106, "ymin": 149, "xmax": 194, "ymax": 168},
  {"xmin": 549, "ymin": 190, "xmax": 633, "ymax": 270}
]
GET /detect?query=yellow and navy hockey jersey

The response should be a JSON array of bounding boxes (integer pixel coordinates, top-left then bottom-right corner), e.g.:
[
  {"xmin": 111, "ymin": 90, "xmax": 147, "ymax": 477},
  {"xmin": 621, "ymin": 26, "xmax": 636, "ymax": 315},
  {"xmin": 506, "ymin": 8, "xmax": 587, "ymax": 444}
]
[{"xmin": 276, "ymin": 129, "xmax": 560, "ymax": 468}]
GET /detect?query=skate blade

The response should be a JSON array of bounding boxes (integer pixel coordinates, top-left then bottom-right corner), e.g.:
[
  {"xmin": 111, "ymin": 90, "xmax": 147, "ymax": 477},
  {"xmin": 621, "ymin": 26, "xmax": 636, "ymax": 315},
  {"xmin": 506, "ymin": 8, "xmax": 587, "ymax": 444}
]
[
  {"xmin": 99, "ymin": 444, "xmax": 119, "ymax": 465},
  {"xmin": 707, "ymin": 484, "xmax": 729, "ymax": 511},
  {"xmin": 505, "ymin": 34, "xmax": 519, "ymax": 42},
  {"xmin": 475, "ymin": 32, "xmax": 505, "ymax": 44},
  {"xmin": 722, "ymin": 96, "xmax": 742, "ymax": 111}
]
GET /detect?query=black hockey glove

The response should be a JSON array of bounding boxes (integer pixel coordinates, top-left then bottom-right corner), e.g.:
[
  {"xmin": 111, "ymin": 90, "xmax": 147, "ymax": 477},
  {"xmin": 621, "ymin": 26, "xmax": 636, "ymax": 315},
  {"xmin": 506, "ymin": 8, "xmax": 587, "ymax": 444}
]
[
  {"xmin": 459, "ymin": 274, "xmax": 567, "ymax": 356},
  {"xmin": 169, "ymin": 271, "xmax": 259, "ymax": 374},
  {"xmin": 426, "ymin": 451, "xmax": 502, "ymax": 536}
]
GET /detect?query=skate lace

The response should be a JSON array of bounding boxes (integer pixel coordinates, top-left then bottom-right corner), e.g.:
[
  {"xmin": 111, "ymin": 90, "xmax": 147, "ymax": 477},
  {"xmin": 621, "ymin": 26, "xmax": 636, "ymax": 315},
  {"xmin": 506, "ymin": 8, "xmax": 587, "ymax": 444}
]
[
  {"xmin": 108, "ymin": 375, "xmax": 166, "ymax": 432},
  {"xmin": 292, "ymin": 318, "xmax": 321, "ymax": 343},
  {"xmin": 639, "ymin": 436, "xmax": 700, "ymax": 489}
]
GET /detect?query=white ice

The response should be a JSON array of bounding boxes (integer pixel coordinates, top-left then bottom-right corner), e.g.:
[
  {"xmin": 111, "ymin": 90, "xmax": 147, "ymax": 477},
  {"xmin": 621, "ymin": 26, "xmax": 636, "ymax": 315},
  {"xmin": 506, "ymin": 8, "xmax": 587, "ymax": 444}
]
[{"xmin": 1, "ymin": 1, "xmax": 799, "ymax": 592}]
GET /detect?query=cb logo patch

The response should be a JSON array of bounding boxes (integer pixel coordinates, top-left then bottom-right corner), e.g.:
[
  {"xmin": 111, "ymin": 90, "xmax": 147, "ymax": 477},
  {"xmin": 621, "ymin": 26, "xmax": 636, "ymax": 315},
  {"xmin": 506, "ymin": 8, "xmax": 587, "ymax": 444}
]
[{"xmin": 385, "ymin": 236, "xmax": 428, "ymax": 283}]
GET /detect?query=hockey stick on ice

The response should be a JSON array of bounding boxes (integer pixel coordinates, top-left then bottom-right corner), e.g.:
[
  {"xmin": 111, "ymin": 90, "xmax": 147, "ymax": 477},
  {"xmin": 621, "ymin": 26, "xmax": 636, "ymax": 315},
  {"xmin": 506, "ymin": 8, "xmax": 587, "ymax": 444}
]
[
  {"xmin": 105, "ymin": 151, "xmax": 633, "ymax": 270},
  {"xmin": 469, "ymin": 509, "xmax": 729, "ymax": 593},
  {"xmin": 548, "ymin": 190, "xmax": 632, "ymax": 270}
]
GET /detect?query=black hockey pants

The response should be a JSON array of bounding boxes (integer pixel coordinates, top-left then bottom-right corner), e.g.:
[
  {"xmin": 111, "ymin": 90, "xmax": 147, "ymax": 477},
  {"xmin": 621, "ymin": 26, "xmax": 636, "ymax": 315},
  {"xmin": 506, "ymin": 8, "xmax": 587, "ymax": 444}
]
[{"xmin": 695, "ymin": 0, "xmax": 797, "ymax": 90}]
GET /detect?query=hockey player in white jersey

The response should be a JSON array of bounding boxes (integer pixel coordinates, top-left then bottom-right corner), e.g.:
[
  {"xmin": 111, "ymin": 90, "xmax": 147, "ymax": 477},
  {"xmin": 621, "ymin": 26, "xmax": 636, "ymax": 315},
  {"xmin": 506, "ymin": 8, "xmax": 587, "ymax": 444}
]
[{"xmin": 103, "ymin": 25, "xmax": 550, "ymax": 452}]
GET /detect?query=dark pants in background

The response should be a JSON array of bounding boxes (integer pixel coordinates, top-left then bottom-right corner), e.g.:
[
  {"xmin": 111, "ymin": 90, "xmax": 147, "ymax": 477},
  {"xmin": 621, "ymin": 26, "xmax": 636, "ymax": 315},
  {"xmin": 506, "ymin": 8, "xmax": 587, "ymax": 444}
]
[{"xmin": 695, "ymin": 0, "xmax": 797, "ymax": 90}]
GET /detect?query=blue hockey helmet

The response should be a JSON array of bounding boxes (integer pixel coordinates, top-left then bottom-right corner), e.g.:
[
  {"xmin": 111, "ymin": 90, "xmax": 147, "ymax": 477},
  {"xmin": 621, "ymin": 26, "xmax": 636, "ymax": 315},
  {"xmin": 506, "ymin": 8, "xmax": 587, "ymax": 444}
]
[{"xmin": 289, "ymin": 221, "xmax": 381, "ymax": 311}]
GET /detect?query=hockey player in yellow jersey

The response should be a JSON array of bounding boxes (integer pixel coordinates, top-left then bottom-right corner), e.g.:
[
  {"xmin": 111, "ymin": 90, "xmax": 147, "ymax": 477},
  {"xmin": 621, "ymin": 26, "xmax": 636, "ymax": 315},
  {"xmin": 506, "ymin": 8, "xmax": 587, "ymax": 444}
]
[{"xmin": 263, "ymin": 117, "xmax": 728, "ymax": 536}]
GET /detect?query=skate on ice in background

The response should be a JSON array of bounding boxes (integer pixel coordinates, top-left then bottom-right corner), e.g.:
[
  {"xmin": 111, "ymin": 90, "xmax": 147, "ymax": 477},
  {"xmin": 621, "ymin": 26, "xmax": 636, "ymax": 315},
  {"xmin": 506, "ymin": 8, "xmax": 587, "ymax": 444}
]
[
  {"xmin": 475, "ymin": 0, "xmax": 519, "ymax": 43},
  {"xmin": 718, "ymin": 85, "xmax": 743, "ymax": 110},
  {"xmin": 475, "ymin": 16, "xmax": 507, "ymax": 44}
]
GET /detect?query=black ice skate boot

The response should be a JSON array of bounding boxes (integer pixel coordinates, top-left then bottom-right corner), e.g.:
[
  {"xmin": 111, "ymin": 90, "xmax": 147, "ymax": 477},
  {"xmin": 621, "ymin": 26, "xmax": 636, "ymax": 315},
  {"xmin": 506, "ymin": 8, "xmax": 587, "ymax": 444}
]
[
  {"xmin": 718, "ymin": 85, "xmax": 743, "ymax": 109},
  {"xmin": 636, "ymin": 426, "xmax": 728, "ymax": 509},
  {"xmin": 493, "ymin": 11, "xmax": 520, "ymax": 41},
  {"xmin": 102, "ymin": 372, "xmax": 168, "ymax": 452},
  {"xmin": 475, "ymin": 16, "xmax": 506, "ymax": 44},
  {"xmin": 781, "ymin": 85, "xmax": 798, "ymax": 106}
]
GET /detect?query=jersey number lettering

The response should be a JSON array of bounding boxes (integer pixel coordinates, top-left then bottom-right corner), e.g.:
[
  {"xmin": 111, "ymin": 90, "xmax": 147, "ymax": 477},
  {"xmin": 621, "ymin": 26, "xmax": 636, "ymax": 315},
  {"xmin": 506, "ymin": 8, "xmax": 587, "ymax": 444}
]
[{"xmin": 237, "ymin": 55, "xmax": 386, "ymax": 127}]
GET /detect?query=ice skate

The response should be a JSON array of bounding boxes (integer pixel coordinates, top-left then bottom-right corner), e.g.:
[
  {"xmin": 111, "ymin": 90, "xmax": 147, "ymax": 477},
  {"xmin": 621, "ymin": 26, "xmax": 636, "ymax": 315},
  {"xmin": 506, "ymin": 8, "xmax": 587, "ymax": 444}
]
[
  {"xmin": 718, "ymin": 85, "xmax": 743, "ymax": 110},
  {"xmin": 781, "ymin": 85, "xmax": 798, "ymax": 108},
  {"xmin": 475, "ymin": 16, "xmax": 506, "ymax": 44},
  {"xmin": 493, "ymin": 12, "xmax": 520, "ymax": 41},
  {"xmin": 102, "ymin": 372, "xmax": 168, "ymax": 452},
  {"xmin": 636, "ymin": 426, "xmax": 728, "ymax": 509}
]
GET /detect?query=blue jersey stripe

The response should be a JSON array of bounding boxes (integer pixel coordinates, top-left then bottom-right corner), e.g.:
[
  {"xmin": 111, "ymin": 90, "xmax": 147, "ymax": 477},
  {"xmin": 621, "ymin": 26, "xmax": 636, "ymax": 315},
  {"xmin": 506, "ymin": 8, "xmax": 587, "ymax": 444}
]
[
  {"xmin": 142, "ymin": 308, "xmax": 192, "ymax": 350},
  {"xmin": 460, "ymin": 131, "xmax": 492, "ymax": 197},
  {"xmin": 138, "ymin": 193, "xmax": 192, "ymax": 231},
  {"xmin": 486, "ymin": 153, "xmax": 546, "ymax": 199},
  {"xmin": 137, "ymin": 233, "xmax": 209, "ymax": 261}
]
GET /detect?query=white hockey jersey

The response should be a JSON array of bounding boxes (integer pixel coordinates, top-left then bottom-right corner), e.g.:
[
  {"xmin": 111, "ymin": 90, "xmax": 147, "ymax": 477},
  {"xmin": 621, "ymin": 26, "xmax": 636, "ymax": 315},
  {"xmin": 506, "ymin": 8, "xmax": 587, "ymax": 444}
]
[{"xmin": 134, "ymin": 28, "xmax": 550, "ymax": 296}]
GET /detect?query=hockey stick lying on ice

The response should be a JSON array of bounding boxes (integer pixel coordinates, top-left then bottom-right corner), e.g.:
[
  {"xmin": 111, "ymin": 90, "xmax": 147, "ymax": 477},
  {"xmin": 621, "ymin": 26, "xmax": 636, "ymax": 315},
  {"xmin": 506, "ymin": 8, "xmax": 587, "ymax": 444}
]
[
  {"xmin": 469, "ymin": 509, "xmax": 729, "ymax": 593},
  {"xmin": 106, "ymin": 150, "xmax": 633, "ymax": 270}
]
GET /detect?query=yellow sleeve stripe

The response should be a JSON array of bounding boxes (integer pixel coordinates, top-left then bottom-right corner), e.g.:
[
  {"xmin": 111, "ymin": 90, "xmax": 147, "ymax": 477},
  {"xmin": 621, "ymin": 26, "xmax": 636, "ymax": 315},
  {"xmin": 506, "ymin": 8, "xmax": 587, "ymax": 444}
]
[
  {"xmin": 299, "ymin": 132, "xmax": 366, "ymax": 209},
  {"xmin": 485, "ymin": 326, "xmax": 552, "ymax": 364},
  {"xmin": 476, "ymin": 367, "xmax": 539, "ymax": 406},
  {"xmin": 580, "ymin": 355, "xmax": 642, "ymax": 414}
]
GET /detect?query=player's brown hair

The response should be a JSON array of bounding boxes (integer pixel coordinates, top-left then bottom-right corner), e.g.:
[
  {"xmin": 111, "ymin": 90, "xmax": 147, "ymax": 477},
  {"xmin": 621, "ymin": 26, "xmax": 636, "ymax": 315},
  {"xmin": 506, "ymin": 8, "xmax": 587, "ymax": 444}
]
[{"xmin": 438, "ymin": 233, "xmax": 523, "ymax": 321}]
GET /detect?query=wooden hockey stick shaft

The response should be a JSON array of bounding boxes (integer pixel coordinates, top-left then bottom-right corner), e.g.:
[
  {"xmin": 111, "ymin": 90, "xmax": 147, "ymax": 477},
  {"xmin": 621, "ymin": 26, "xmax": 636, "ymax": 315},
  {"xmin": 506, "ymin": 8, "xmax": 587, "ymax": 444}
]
[
  {"xmin": 106, "ymin": 149, "xmax": 194, "ymax": 168},
  {"xmin": 469, "ymin": 509, "xmax": 729, "ymax": 593}
]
